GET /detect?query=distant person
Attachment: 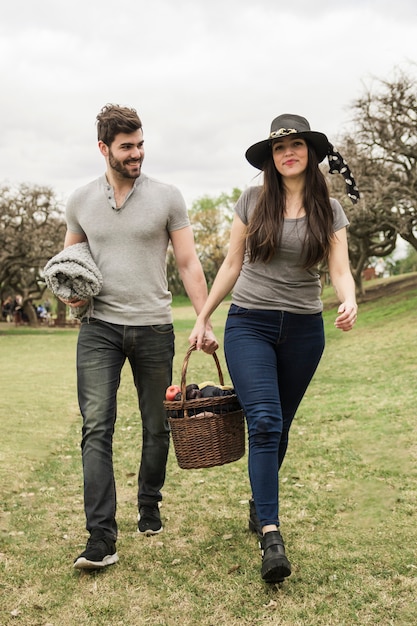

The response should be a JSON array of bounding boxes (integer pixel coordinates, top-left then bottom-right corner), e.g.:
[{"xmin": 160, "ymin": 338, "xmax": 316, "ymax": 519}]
[
  {"xmin": 1, "ymin": 296, "xmax": 13, "ymax": 322},
  {"xmin": 13, "ymin": 295, "xmax": 23, "ymax": 325},
  {"xmin": 189, "ymin": 114, "xmax": 358, "ymax": 583},
  {"xmin": 43, "ymin": 298, "xmax": 52, "ymax": 314},
  {"xmin": 59, "ymin": 104, "xmax": 218, "ymax": 570},
  {"xmin": 36, "ymin": 304, "xmax": 49, "ymax": 322}
]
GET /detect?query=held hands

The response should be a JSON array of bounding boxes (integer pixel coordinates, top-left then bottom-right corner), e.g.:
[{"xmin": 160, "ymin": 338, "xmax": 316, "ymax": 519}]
[
  {"xmin": 189, "ymin": 318, "xmax": 219, "ymax": 354},
  {"xmin": 334, "ymin": 302, "xmax": 358, "ymax": 332},
  {"xmin": 201, "ymin": 328, "xmax": 219, "ymax": 354}
]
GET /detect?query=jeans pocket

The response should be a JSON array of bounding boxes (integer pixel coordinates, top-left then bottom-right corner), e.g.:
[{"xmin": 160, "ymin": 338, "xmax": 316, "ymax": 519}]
[
  {"xmin": 150, "ymin": 323, "xmax": 174, "ymax": 335},
  {"xmin": 228, "ymin": 304, "xmax": 250, "ymax": 317}
]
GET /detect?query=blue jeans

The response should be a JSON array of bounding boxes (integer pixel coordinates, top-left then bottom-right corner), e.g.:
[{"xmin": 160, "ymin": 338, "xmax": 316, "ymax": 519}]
[
  {"xmin": 224, "ymin": 305, "xmax": 325, "ymax": 528},
  {"xmin": 76, "ymin": 318, "xmax": 175, "ymax": 540}
]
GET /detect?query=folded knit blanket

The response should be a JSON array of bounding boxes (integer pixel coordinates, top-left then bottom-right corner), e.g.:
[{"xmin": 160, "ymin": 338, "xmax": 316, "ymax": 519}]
[{"xmin": 43, "ymin": 242, "xmax": 103, "ymax": 319}]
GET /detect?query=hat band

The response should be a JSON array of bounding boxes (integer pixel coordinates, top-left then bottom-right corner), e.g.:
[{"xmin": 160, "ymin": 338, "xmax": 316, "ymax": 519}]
[{"xmin": 269, "ymin": 128, "xmax": 298, "ymax": 139}]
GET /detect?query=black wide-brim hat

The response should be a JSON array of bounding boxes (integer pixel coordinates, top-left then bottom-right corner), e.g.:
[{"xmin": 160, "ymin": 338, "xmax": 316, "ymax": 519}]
[{"xmin": 245, "ymin": 114, "xmax": 330, "ymax": 169}]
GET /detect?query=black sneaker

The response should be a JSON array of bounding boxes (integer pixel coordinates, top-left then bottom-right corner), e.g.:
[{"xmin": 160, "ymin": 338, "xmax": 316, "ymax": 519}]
[
  {"xmin": 138, "ymin": 504, "xmax": 163, "ymax": 535},
  {"xmin": 73, "ymin": 529, "xmax": 118, "ymax": 570},
  {"xmin": 260, "ymin": 530, "xmax": 291, "ymax": 583},
  {"xmin": 249, "ymin": 498, "xmax": 262, "ymax": 538}
]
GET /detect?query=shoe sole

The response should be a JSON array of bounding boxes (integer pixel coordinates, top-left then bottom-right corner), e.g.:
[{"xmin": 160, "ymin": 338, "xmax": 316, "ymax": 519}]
[
  {"xmin": 73, "ymin": 553, "xmax": 119, "ymax": 569},
  {"xmin": 137, "ymin": 526, "xmax": 163, "ymax": 536},
  {"xmin": 137, "ymin": 510, "xmax": 163, "ymax": 536},
  {"xmin": 262, "ymin": 560, "xmax": 291, "ymax": 583}
]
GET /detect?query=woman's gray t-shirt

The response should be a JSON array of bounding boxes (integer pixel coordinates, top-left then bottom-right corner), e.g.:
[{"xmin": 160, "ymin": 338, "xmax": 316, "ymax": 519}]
[{"xmin": 232, "ymin": 186, "xmax": 349, "ymax": 314}]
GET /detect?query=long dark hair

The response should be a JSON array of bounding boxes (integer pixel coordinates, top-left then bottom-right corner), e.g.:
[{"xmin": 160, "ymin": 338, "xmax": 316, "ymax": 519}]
[{"xmin": 246, "ymin": 144, "xmax": 334, "ymax": 269}]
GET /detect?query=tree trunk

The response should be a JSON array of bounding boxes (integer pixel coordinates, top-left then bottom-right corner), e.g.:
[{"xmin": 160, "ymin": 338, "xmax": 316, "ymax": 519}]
[
  {"xmin": 55, "ymin": 299, "xmax": 67, "ymax": 327},
  {"xmin": 23, "ymin": 301, "xmax": 39, "ymax": 327}
]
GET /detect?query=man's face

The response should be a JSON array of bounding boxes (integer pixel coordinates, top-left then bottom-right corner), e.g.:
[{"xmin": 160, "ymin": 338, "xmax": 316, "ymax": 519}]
[{"xmin": 102, "ymin": 129, "xmax": 145, "ymax": 180}]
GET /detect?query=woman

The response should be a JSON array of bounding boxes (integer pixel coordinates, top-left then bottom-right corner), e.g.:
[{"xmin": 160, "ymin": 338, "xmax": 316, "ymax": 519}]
[{"xmin": 189, "ymin": 114, "xmax": 359, "ymax": 583}]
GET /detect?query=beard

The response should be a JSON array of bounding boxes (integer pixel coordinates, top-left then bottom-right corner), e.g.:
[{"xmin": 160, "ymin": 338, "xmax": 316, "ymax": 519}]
[{"xmin": 108, "ymin": 149, "xmax": 142, "ymax": 179}]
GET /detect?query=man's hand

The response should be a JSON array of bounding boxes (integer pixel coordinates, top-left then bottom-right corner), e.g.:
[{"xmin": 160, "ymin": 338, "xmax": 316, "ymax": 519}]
[
  {"xmin": 200, "ymin": 328, "xmax": 219, "ymax": 355},
  {"xmin": 189, "ymin": 320, "xmax": 219, "ymax": 354},
  {"xmin": 59, "ymin": 297, "xmax": 89, "ymax": 308}
]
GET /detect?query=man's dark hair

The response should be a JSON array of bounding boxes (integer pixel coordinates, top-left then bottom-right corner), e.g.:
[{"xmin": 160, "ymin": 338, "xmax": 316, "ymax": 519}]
[{"xmin": 96, "ymin": 104, "xmax": 142, "ymax": 146}]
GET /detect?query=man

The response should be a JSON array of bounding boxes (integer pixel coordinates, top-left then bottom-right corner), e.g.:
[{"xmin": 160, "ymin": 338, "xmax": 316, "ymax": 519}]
[{"xmin": 62, "ymin": 104, "xmax": 217, "ymax": 570}]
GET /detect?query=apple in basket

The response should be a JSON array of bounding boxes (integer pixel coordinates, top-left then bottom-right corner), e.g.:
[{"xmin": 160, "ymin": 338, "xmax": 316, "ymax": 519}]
[{"xmin": 165, "ymin": 385, "xmax": 181, "ymax": 401}]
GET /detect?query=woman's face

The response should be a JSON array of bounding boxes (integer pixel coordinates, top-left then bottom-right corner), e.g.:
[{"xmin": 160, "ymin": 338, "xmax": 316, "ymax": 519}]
[{"xmin": 271, "ymin": 135, "xmax": 308, "ymax": 178}]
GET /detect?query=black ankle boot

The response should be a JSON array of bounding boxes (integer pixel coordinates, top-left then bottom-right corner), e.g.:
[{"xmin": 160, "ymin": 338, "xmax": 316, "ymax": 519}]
[
  {"xmin": 248, "ymin": 498, "xmax": 262, "ymax": 538},
  {"xmin": 260, "ymin": 530, "xmax": 291, "ymax": 583}
]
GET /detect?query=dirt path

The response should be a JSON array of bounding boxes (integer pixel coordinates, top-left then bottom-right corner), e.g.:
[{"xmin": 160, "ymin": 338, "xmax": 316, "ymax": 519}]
[{"xmin": 323, "ymin": 273, "xmax": 417, "ymax": 310}]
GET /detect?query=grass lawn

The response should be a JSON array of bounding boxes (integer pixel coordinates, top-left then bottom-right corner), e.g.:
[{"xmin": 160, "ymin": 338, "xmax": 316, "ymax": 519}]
[{"xmin": 0, "ymin": 277, "xmax": 416, "ymax": 625}]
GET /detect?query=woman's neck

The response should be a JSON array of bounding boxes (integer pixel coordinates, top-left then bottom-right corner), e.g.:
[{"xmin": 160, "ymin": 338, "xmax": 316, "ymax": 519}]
[{"xmin": 283, "ymin": 178, "xmax": 305, "ymax": 218}]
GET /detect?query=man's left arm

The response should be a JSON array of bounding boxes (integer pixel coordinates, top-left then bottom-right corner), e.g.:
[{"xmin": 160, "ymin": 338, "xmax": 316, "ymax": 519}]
[{"xmin": 170, "ymin": 226, "xmax": 218, "ymax": 353}]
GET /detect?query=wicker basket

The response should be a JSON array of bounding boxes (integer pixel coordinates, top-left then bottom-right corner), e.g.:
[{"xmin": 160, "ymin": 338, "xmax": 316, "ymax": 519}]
[{"xmin": 164, "ymin": 345, "xmax": 245, "ymax": 469}]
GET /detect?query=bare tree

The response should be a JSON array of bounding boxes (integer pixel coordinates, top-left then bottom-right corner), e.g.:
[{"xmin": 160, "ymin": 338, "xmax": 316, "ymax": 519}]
[
  {"xmin": 352, "ymin": 68, "xmax": 417, "ymax": 249},
  {"xmin": 326, "ymin": 139, "xmax": 398, "ymax": 294},
  {"xmin": 325, "ymin": 68, "xmax": 417, "ymax": 293},
  {"xmin": 0, "ymin": 183, "xmax": 66, "ymax": 325}
]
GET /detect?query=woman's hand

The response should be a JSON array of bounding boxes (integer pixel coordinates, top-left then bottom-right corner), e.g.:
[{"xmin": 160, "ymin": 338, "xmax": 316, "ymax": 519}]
[
  {"xmin": 334, "ymin": 302, "xmax": 357, "ymax": 332},
  {"xmin": 200, "ymin": 328, "xmax": 219, "ymax": 354},
  {"xmin": 189, "ymin": 317, "xmax": 218, "ymax": 353}
]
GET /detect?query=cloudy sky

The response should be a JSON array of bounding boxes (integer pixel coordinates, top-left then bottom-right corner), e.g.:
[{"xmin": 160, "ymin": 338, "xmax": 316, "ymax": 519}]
[{"xmin": 1, "ymin": 0, "xmax": 416, "ymax": 208}]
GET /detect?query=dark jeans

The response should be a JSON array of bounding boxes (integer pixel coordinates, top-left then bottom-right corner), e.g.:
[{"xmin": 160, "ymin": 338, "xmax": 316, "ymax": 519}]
[
  {"xmin": 224, "ymin": 305, "xmax": 325, "ymax": 528},
  {"xmin": 76, "ymin": 318, "xmax": 174, "ymax": 540}
]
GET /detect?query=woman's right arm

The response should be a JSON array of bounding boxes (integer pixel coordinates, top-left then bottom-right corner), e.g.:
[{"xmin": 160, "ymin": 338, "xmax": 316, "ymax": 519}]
[{"xmin": 189, "ymin": 214, "xmax": 247, "ymax": 350}]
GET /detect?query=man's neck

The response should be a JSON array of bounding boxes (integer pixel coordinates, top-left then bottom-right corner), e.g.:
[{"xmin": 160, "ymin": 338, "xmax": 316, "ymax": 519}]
[
  {"xmin": 105, "ymin": 171, "xmax": 140, "ymax": 209},
  {"xmin": 105, "ymin": 170, "xmax": 138, "ymax": 194}
]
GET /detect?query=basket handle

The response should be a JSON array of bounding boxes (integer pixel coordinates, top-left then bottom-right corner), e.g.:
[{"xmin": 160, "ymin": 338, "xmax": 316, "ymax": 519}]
[{"xmin": 180, "ymin": 344, "xmax": 224, "ymax": 399}]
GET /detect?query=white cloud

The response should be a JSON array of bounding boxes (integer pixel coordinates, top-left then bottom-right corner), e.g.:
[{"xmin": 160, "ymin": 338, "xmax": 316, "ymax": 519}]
[{"xmin": 0, "ymin": 0, "xmax": 416, "ymax": 205}]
